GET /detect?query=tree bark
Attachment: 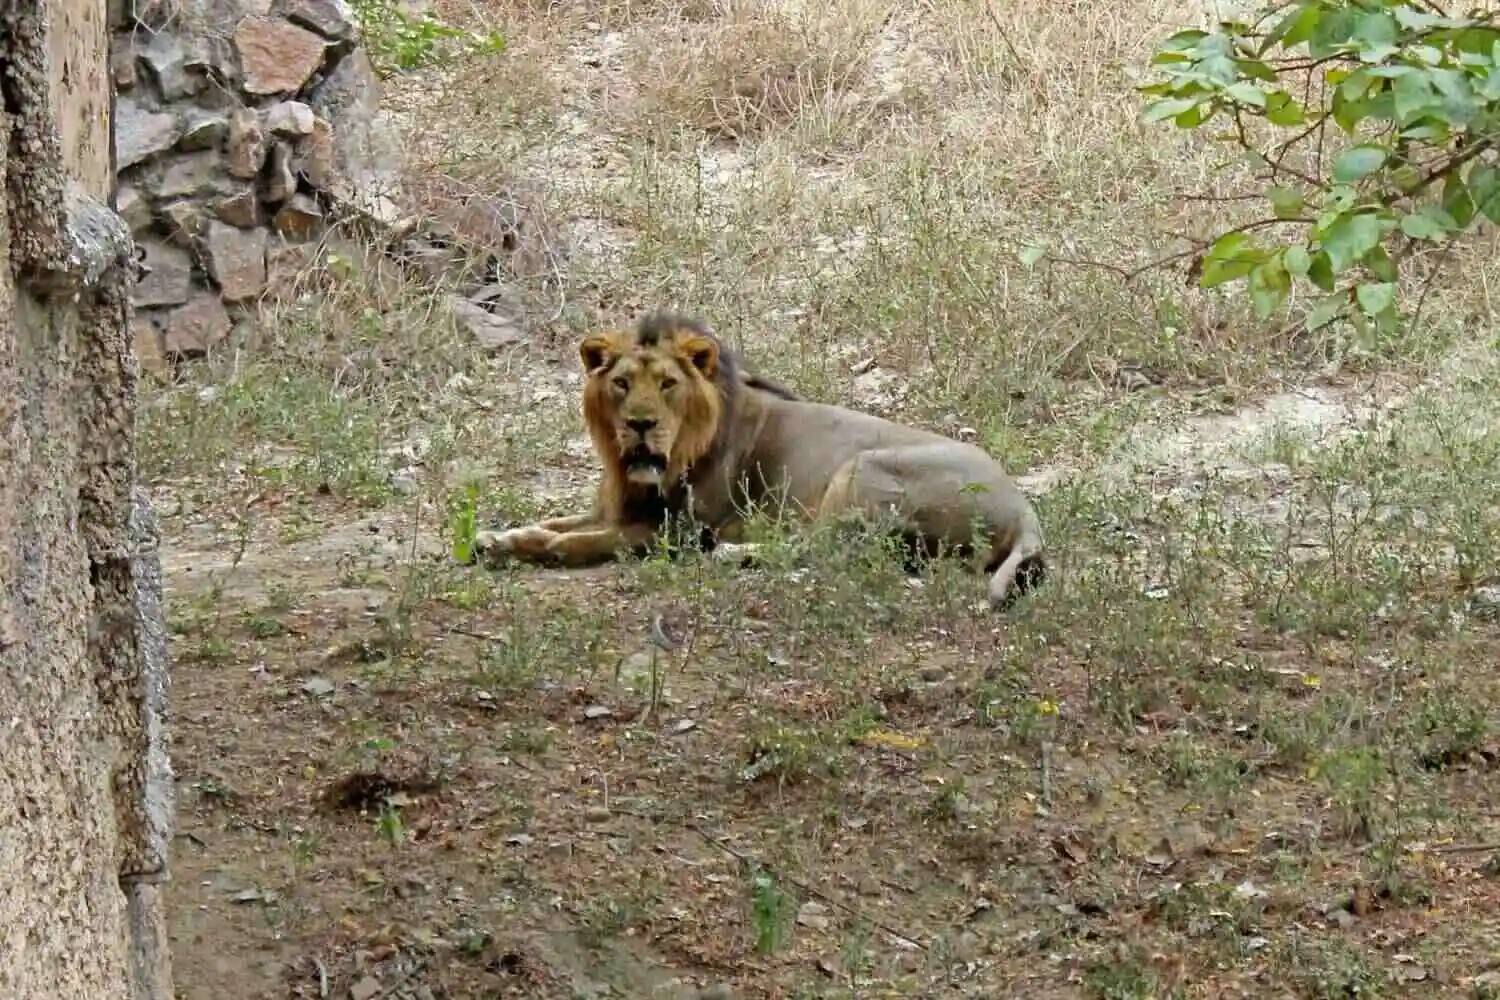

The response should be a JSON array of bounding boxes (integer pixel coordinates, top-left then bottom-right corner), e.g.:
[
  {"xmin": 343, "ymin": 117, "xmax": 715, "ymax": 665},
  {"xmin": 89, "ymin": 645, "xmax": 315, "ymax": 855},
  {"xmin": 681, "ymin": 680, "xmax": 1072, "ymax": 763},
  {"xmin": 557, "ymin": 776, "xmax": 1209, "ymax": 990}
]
[{"xmin": 0, "ymin": 0, "xmax": 175, "ymax": 998}]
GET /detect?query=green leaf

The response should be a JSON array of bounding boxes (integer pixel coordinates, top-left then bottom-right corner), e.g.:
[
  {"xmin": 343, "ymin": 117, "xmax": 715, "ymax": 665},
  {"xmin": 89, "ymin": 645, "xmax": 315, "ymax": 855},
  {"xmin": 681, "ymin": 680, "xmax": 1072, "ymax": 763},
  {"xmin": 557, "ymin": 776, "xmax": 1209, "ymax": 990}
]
[
  {"xmin": 1249, "ymin": 257, "xmax": 1291, "ymax": 319},
  {"xmin": 1143, "ymin": 97, "xmax": 1202, "ymax": 123},
  {"xmin": 1399, "ymin": 205, "xmax": 1458, "ymax": 240},
  {"xmin": 1267, "ymin": 185, "xmax": 1305, "ymax": 219},
  {"xmin": 1273, "ymin": 4, "xmax": 1322, "ymax": 48},
  {"xmin": 1226, "ymin": 82, "xmax": 1267, "ymax": 107},
  {"xmin": 1235, "ymin": 58, "xmax": 1278, "ymax": 83},
  {"xmin": 1199, "ymin": 232, "xmax": 1266, "ymax": 288},
  {"xmin": 1393, "ymin": 72, "xmax": 1438, "ymax": 124},
  {"xmin": 1354, "ymin": 11, "xmax": 1399, "ymax": 49},
  {"xmin": 1285, "ymin": 245, "xmax": 1312, "ymax": 277},
  {"xmin": 1018, "ymin": 245, "xmax": 1046, "ymax": 267},
  {"xmin": 1265, "ymin": 91, "xmax": 1306, "ymax": 126},
  {"xmin": 1355, "ymin": 281, "xmax": 1397, "ymax": 317},
  {"xmin": 1320, "ymin": 212, "xmax": 1383, "ymax": 273},
  {"xmin": 1308, "ymin": 252, "xmax": 1336, "ymax": 292},
  {"xmin": 1467, "ymin": 163, "xmax": 1500, "ymax": 223},
  {"xmin": 1331, "ymin": 89, "xmax": 1367, "ymax": 132},
  {"xmin": 1332, "ymin": 145, "xmax": 1387, "ymax": 183},
  {"xmin": 1442, "ymin": 172, "xmax": 1477, "ymax": 229},
  {"xmin": 1309, "ymin": 7, "xmax": 1358, "ymax": 57},
  {"xmin": 1161, "ymin": 29, "xmax": 1209, "ymax": 51},
  {"xmin": 1306, "ymin": 296, "xmax": 1346, "ymax": 331},
  {"xmin": 1365, "ymin": 244, "xmax": 1398, "ymax": 283}
]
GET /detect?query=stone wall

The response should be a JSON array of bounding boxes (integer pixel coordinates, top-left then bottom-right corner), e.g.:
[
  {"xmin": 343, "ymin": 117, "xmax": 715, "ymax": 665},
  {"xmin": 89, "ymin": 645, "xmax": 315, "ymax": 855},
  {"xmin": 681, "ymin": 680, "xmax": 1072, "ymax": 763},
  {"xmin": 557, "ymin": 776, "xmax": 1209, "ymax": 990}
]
[{"xmin": 113, "ymin": 0, "xmax": 403, "ymax": 374}]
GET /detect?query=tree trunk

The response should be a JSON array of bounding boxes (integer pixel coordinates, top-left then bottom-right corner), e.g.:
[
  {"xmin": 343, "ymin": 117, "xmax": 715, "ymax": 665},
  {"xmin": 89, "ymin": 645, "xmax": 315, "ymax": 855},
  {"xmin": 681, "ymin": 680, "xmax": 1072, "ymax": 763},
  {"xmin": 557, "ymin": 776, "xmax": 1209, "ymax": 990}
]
[{"xmin": 0, "ymin": 1, "xmax": 175, "ymax": 998}]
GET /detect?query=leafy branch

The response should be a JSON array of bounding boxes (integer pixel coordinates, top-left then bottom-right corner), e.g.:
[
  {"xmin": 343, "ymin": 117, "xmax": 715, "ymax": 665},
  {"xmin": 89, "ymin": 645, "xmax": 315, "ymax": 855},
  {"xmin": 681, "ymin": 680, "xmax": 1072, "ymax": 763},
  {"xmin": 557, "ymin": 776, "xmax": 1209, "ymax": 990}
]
[{"xmin": 1132, "ymin": 0, "xmax": 1500, "ymax": 336}]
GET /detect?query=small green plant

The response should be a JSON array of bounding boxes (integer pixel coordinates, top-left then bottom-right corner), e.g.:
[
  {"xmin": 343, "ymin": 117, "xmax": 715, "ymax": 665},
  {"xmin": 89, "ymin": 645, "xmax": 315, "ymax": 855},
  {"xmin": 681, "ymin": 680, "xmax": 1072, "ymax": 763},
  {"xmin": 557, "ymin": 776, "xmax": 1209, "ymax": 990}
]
[
  {"xmin": 347, "ymin": 0, "xmax": 506, "ymax": 76},
  {"xmin": 444, "ymin": 477, "xmax": 483, "ymax": 565},
  {"xmin": 749, "ymin": 869, "xmax": 797, "ymax": 955},
  {"xmin": 376, "ymin": 799, "xmax": 405, "ymax": 846}
]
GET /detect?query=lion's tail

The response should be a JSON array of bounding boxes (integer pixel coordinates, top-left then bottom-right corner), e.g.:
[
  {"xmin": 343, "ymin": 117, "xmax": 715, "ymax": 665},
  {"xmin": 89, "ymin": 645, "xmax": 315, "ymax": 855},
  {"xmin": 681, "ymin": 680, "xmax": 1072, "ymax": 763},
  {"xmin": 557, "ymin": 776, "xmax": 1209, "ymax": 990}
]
[{"xmin": 985, "ymin": 512, "xmax": 1047, "ymax": 611}]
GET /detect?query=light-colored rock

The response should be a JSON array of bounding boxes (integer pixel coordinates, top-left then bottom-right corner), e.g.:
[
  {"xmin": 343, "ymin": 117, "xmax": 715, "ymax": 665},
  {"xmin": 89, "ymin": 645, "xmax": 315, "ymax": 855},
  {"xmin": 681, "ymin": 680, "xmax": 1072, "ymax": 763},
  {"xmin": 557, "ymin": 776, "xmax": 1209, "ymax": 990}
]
[
  {"xmin": 116, "ymin": 184, "xmax": 151, "ymax": 233},
  {"xmin": 449, "ymin": 297, "xmax": 524, "ymax": 352},
  {"xmin": 214, "ymin": 187, "xmax": 261, "ymax": 228},
  {"xmin": 293, "ymin": 115, "xmax": 335, "ymax": 188},
  {"xmin": 133, "ymin": 316, "xmax": 168, "ymax": 376},
  {"xmin": 265, "ymin": 101, "xmax": 316, "ymax": 137},
  {"xmin": 133, "ymin": 241, "xmax": 194, "ymax": 308},
  {"xmin": 161, "ymin": 201, "xmax": 203, "ymax": 247},
  {"xmin": 202, "ymin": 221, "xmax": 268, "ymax": 302},
  {"xmin": 287, "ymin": 0, "xmax": 355, "ymax": 40},
  {"xmin": 234, "ymin": 16, "xmax": 329, "ymax": 96},
  {"xmin": 273, "ymin": 195, "xmax": 323, "ymax": 239},
  {"xmin": 225, "ymin": 107, "xmax": 266, "ymax": 179},
  {"xmin": 157, "ymin": 151, "xmax": 222, "ymax": 199},
  {"xmin": 116, "ymin": 98, "xmax": 181, "ymax": 169},
  {"xmin": 162, "ymin": 293, "xmax": 233, "ymax": 357},
  {"xmin": 307, "ymin": 48, "xmax": 403, "ymax": 204},
  {"xmin": 179, "ymin": 111, "xmax": 228, "ymax": 152},
  {"xmin": 138, "ymin": 31, "xmax": 199, "ymax": 100},
  {"xmin": 264, "ymin": 142, "xmax": 298, "ymax": 203}
]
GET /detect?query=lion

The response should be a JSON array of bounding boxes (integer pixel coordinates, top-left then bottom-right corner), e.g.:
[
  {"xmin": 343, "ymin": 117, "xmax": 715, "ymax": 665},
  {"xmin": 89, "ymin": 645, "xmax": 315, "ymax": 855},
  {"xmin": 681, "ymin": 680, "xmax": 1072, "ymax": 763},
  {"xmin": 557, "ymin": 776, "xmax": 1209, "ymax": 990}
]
[{"xmin": 472, "ymin": 311, "xmax": 1047, "ymax": 610}]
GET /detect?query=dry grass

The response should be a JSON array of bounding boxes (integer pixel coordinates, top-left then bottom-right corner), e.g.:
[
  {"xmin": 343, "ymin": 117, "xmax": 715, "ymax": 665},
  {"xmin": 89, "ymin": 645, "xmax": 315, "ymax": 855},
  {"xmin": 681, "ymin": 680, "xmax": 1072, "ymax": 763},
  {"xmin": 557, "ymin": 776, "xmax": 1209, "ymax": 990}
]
[{"xmin": 143, "ymin": 0, "xmax": 1500, "ymax": 996}]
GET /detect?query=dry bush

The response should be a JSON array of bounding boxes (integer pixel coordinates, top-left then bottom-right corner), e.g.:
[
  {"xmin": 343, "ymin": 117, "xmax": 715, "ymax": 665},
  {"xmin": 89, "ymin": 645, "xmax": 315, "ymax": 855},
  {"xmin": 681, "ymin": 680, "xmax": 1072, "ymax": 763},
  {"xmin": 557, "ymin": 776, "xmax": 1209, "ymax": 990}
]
[{"xmin": 625, "ymin": 0, "xmax": 895, "ymax": 140}]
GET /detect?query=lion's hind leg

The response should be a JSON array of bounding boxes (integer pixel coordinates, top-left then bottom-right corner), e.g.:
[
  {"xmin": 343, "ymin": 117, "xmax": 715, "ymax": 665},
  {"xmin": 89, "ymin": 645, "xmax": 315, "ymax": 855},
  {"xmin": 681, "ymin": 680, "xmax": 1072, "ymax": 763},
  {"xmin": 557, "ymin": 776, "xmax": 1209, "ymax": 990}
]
[{"xmin": 817, "ymin": 445, "xmax": 1044, "ymax": 610}]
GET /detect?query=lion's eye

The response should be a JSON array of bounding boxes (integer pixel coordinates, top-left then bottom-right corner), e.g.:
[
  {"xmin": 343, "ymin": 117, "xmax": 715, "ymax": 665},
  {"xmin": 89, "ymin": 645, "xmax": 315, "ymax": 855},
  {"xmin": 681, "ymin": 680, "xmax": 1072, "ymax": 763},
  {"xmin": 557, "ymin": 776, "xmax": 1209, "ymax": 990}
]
[
  {"xmin": 612, "ymin": 376, "xmax": 630, "ymax": 392},
  {"xmin": 660, "ymin": 377, "xmax": 678, "ymax": 391}
]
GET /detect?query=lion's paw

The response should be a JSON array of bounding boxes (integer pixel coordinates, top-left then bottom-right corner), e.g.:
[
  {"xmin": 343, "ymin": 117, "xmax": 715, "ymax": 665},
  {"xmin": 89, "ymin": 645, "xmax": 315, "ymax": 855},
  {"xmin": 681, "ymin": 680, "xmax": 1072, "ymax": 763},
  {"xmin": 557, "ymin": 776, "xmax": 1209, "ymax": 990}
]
[{"xmin": 473, "ymin": 526, "xmax": 557, "ymax": 565}]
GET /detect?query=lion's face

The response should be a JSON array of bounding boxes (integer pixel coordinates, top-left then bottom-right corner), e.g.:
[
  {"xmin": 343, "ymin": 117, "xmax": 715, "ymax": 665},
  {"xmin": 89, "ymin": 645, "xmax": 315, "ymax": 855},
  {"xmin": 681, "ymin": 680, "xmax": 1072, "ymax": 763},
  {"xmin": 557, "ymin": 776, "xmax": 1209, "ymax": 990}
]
[{"xmin": 579, "ymin": 323, "xmax": 724, "ymax": 490}]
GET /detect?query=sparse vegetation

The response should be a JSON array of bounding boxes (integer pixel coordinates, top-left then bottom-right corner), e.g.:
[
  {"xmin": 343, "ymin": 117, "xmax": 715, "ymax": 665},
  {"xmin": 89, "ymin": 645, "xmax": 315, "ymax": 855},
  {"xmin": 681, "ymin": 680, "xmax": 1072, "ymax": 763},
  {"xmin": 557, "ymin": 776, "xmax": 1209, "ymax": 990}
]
[{"xmin": 151, "ymin": 0, "xmax": 1500, "ymax": 996}]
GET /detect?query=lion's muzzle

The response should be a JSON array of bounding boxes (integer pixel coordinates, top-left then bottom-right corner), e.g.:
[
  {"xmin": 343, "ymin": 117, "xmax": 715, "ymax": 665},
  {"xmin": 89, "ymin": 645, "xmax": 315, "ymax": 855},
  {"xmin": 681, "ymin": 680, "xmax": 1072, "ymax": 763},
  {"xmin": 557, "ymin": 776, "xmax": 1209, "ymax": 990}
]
[{"xmin": 620, "ymin": 440, "xmax": 669, "ymax": 486}]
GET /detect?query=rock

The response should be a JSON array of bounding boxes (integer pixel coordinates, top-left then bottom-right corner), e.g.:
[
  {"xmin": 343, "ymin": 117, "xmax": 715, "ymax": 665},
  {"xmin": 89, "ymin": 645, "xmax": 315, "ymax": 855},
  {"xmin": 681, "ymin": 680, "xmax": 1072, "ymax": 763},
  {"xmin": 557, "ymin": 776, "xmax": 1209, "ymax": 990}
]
[
  {"xmin": 234, "ymin": 16, "xmax": 329, "ymax": 96},
  {"xmin": 203, "ymin": 221, "xmax": 268, "ymax": 302},
  {"xmin": 162, "ymin": 293, "xmax": 233, "ymax": 357},
  {"xmin": 161, "ymin": 0, "xmax": 273, "ymax": 32},
  {"xmin": 287, "ymin": 0, "xmax": 355, "ymax": 39},
  {"xmin": 180, "ymin": 111, "xmax": 228, "ymax": 152},
  {"xmin": 264, "ymin": 142, "xmax": 298, "ymax": 203},
  {"xmin": 132, "ymin": 240, "xmax": 194, "ymax": 308},
  {"xmin": 349, "ymin": 975, "xmax": 383, "ymax": 1000},
  {"xmin": 161, "ymin": 201, "xmax": 203, "ymax": 247},
  {"xmin": 138, "ymin": 31, "xmax": 199, "ymax": 100},
  {"xmin": 158, "ymin": 151, "xmax": 223, "ymax": 199},
  {"xmin": 115, "ymin": 99, "xmax": 181, "ymax": 170},
  {"xmin": 110, "ymin": 40, "xmax": 138, "ymax": 89},
  {"xmin": 265, "ymin": 101, "xmax": 316, "ymax": 137},
  {"xmin": 1471, "ymin": 584, "xmax": 1500, "ymax": 621},
  {"xmin": 214, "ymin": 187, "xmax": 262, "ymax": 228},
  {"xmin": 449, "ymin": 297, "xmax": 524, "ymax": 352},
  {"xmin": 307, "ymin": 48, "xmax": 403, "ymax": 205},
  {"xmin": 115, "ymin": 184, "xmax": 151, "ymax": 233},
  {"xmin": 226, "ymin": 108, "xmax": 266, "ymax": 180},
  {"xmin": 133, "ymin": 316, "xmax": 168, "ymax": 377},
  {"xmin": 182, "ymin": 34, "xmax": 238, "ymax": 86},
  {"xmin": 293, "ymin": 115, "xmax": 335, "ymax": 188},
  {"xmin": 273, "ymin": 195, "xmax": 323, "ymax": 239}
]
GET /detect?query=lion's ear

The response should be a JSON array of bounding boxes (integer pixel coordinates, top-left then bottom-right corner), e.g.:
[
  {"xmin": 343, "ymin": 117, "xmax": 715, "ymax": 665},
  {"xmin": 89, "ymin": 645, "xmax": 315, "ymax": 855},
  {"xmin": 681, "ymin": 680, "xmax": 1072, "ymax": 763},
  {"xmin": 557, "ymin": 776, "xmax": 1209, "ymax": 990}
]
[
  {"xmin": 678, "ymin": 335, "xmax": 720, "ymax": 379},
  {"xmin": 579, "ymin": 335, "xmax": 615, "ymax": 374}
]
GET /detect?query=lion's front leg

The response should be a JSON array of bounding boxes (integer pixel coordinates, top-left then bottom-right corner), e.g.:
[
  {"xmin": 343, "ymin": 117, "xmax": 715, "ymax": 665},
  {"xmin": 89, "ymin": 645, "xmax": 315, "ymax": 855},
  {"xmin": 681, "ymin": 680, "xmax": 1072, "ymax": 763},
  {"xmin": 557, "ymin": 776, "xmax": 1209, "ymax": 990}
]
[{"xmin": 474, "ymin": 517, "xmax": 659, "ymax": 568}]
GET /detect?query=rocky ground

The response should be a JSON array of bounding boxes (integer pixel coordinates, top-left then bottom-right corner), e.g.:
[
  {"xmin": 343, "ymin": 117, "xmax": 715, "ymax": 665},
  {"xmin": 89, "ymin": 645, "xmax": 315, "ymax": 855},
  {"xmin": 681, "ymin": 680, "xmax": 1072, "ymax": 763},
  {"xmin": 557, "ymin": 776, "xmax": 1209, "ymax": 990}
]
[{"xmin": 140, "ymin": 0, "xmax": 1500, "ymax": 997}]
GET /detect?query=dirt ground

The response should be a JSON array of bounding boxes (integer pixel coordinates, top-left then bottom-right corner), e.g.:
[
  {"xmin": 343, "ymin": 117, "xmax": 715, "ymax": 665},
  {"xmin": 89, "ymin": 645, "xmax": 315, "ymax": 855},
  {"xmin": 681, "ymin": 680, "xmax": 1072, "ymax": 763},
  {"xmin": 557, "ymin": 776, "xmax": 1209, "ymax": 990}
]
[{"xmin": 146, "ymin": 0, "xmax": 1500, "ymax": 997}]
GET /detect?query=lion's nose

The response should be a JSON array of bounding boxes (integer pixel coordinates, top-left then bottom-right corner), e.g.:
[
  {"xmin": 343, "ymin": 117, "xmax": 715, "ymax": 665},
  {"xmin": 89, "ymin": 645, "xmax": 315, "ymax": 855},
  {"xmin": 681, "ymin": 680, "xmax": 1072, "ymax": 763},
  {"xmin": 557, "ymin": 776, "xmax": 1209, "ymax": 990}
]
[{"xmin": 626, "ymin": 417, "xmax": 656, "ymax": 434}]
